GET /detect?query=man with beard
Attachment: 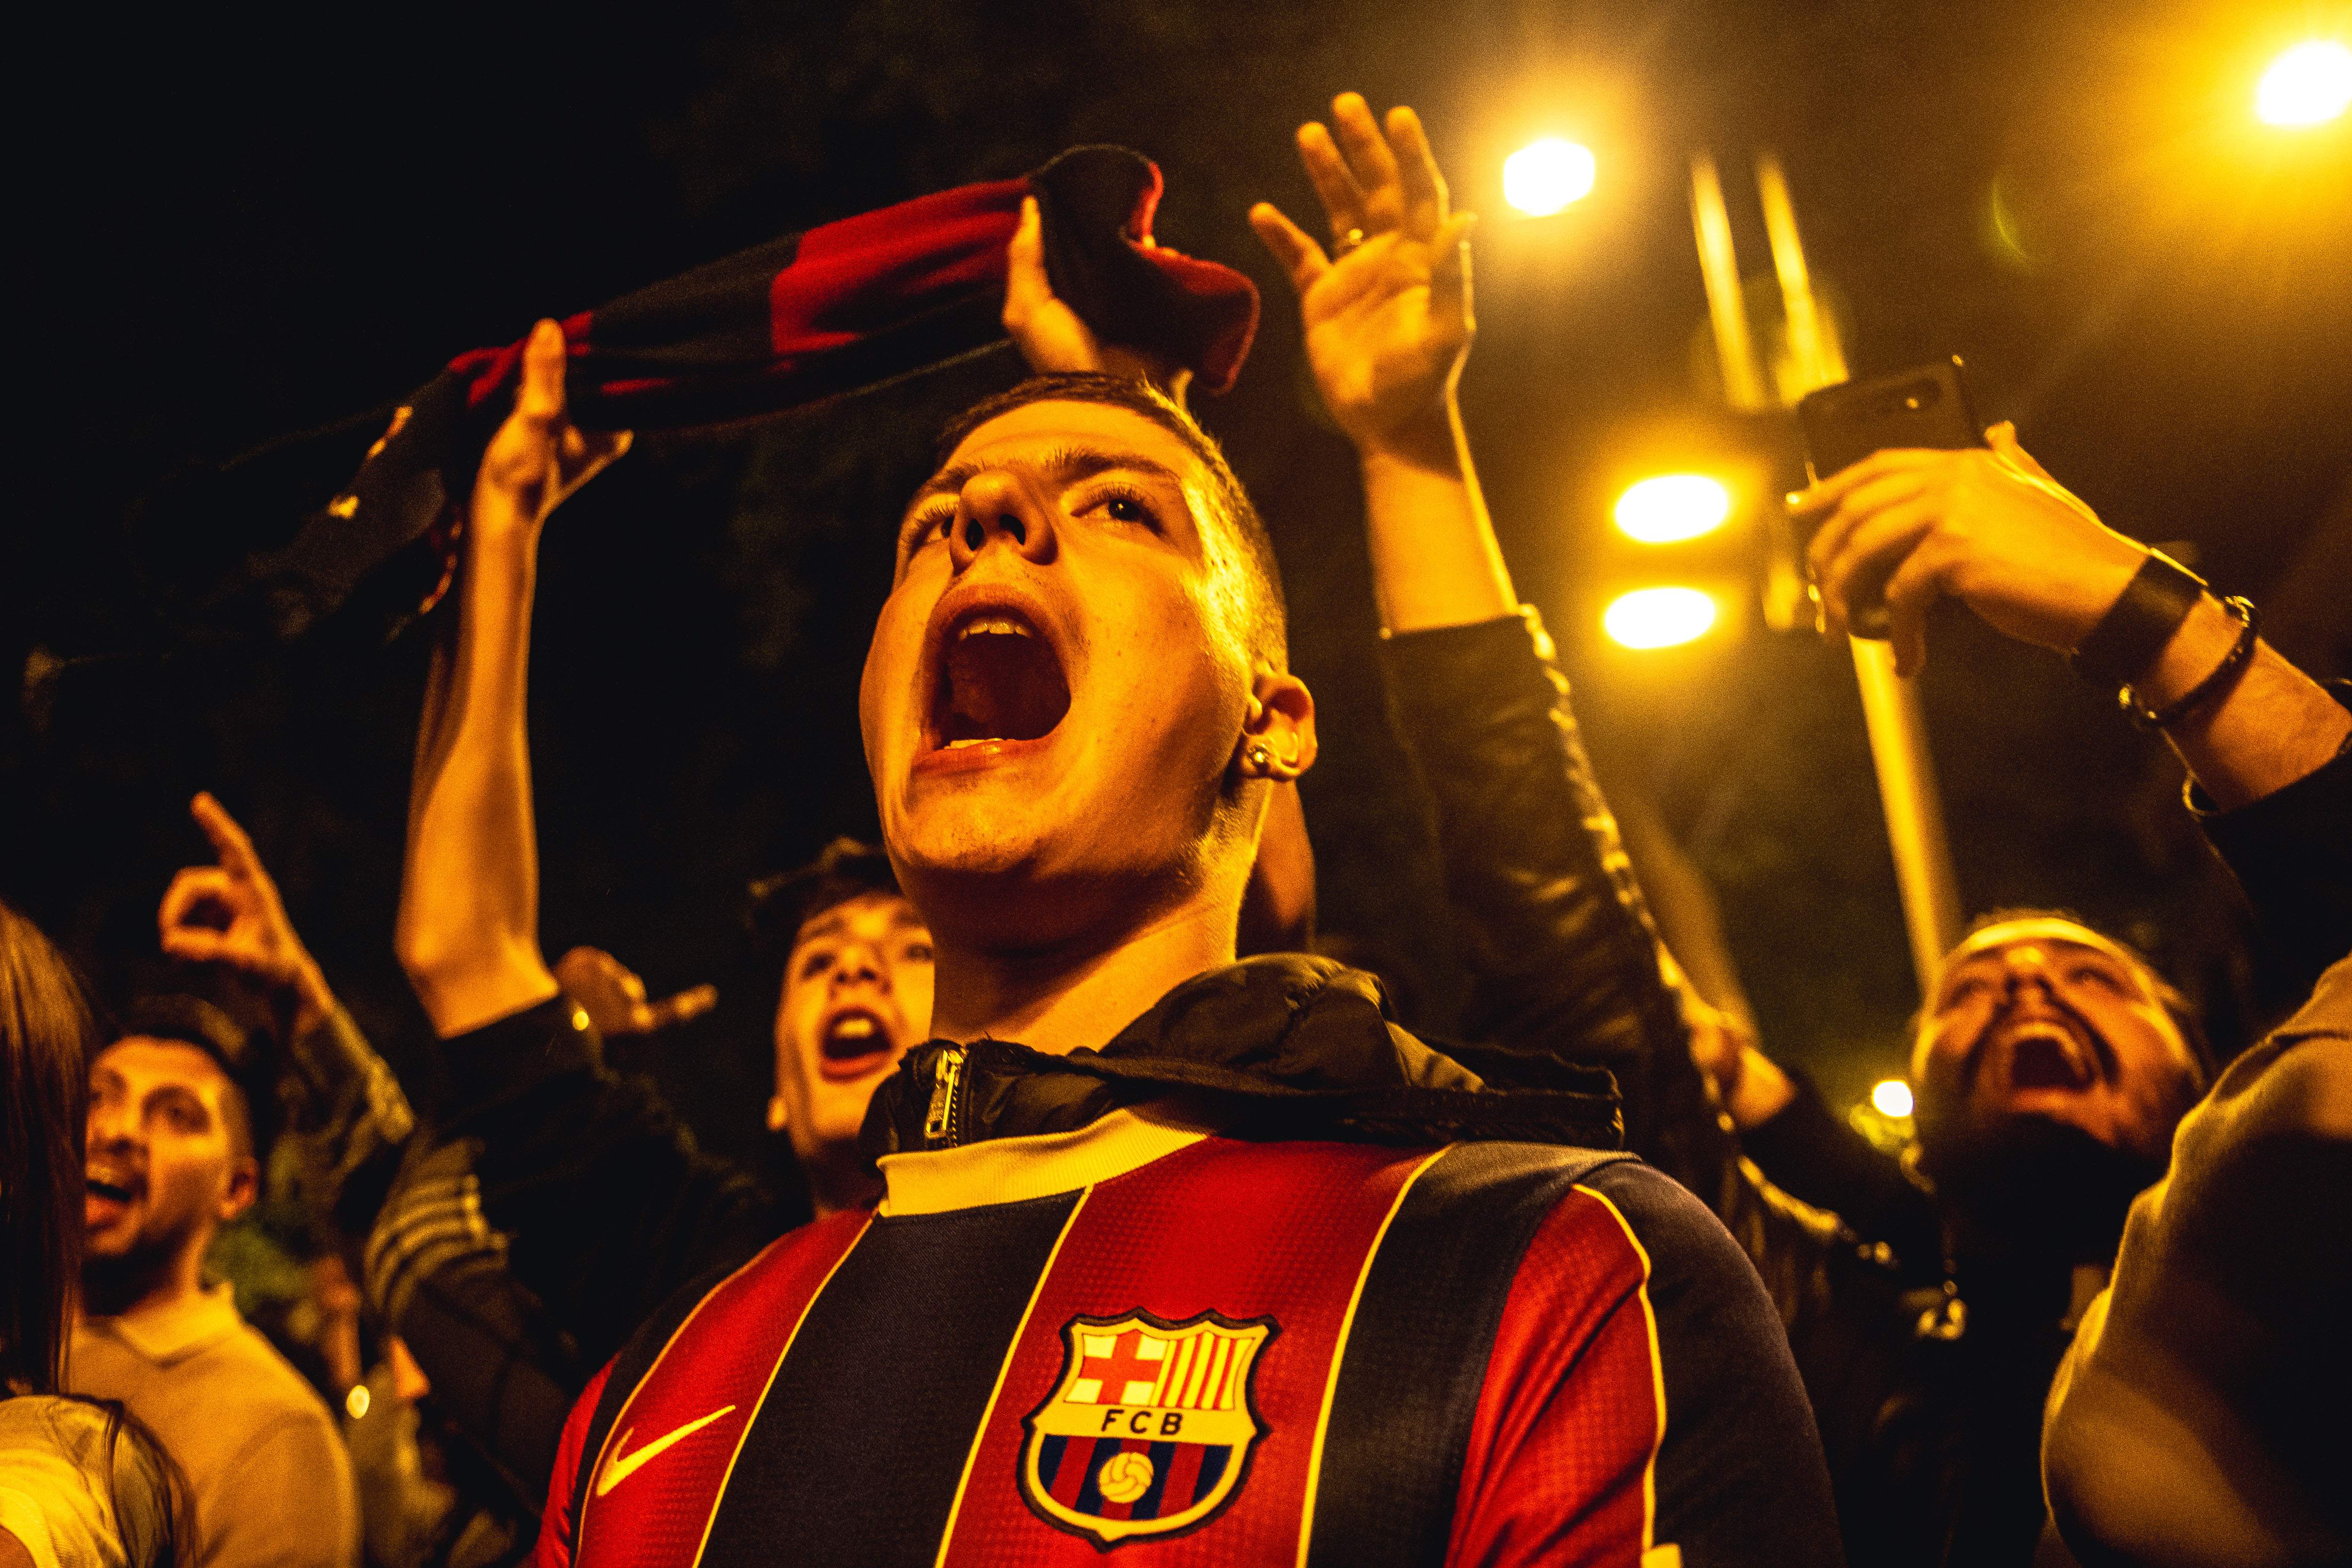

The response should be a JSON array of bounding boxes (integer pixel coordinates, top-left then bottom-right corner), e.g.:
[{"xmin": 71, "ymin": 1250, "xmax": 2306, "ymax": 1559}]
[
  {"xmin": 74, "ymin": 977, "xmax": 361, "ymax": 1567},
  {"xmin": 1345, "ymin": 258, "xmax": 2347, "ymax": 1566},
  {"xmin": 524, "ymin": 96, "xmax": 1837, "ymax": 1568}
]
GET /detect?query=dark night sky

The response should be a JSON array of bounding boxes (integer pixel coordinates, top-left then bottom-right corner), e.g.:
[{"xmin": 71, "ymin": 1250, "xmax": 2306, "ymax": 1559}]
[{"xmin": 8, "ymin": 0, "xmax": 2348, "ymax": 1158}]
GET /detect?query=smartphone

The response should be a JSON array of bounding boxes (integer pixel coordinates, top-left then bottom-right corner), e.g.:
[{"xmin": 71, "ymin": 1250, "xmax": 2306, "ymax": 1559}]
[{"xmin": 1795, "ymin": 358, "xmax": 1985, "ymax": 638}]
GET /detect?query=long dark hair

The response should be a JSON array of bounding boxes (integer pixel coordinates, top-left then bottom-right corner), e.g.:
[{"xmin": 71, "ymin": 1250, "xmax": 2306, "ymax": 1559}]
[
  {"xmin": 1, "ymin": 895, "xmax": 94, "ymax": 1395},
  {"xmin": 2, "ymin": 896, "xmax": 193, "ymax": 1564}
]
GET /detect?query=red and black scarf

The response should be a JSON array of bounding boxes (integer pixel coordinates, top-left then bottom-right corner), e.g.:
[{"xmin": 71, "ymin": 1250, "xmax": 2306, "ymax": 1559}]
[{"xmin": 184, "ymin": 147, "xmax": 1256, "ymax": 647}]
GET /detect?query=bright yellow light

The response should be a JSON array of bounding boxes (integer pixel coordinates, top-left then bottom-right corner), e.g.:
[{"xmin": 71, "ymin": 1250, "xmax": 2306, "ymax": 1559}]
[
  {"xmin": 2257, "ymin": 41, "xmax": 2352, "ymax": 126},
  {"xmin": 1615, "ymin": 475, "xmax": 1732, "ymax": 544},
  {"xmin": 1871, "ymin": 1079, "xmax": 1915, "ymax": 1119},
  {"xmin": 1504, "ymin": 138, "xmax": 1596, "ymax": 216},
  {"xmin": 345, "ymin": 1383, "xmax": 372, "ymax": 1421},
  {"xmin": 1603, "ymin": 587, "xmax": 1717, "ymax": 649}
]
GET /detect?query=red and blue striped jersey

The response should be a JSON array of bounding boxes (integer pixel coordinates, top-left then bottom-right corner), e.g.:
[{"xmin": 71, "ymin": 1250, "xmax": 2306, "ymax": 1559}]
[{"xmin": 533, "ymin": 1109, "xmax": 1836, "ymax": 1567}]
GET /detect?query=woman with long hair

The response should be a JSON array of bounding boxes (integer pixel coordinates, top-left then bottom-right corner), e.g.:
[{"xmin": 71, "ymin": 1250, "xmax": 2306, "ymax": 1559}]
[{"xmin": 2, "ymin": 896, "xmax": 183, "ymax": 1566}]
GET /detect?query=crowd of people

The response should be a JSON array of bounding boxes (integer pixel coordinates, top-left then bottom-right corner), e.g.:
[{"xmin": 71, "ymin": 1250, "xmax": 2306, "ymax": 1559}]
[{"xmin": 4, "ymin": 94, "xmax": 2346, "ymax": 1568}]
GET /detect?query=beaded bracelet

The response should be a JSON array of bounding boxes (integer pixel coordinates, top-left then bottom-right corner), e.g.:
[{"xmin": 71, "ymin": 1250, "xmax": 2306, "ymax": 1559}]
[{"xmin": 2118, "ymin": 595, "xmax": 2258, "ymax": 731}]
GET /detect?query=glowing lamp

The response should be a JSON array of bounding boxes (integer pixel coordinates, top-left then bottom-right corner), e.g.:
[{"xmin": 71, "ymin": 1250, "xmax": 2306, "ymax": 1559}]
[
  {"xmin": 2257, "ymin": 40, "xmax": 2352, "ymax": 127},
  {"xmin": 1503, "ymin": 138, "xmax": 1596, "ymax": 216},
  {"xmin": 345, "ymin": 1384, "xmax": 372, "ymax": 1421},
  {"xmin": 1870, "ymin": 1079, "xmax": 1915, "ymax": 1119},
  {"xmin": 1615, "ymin": 475, "xmax": 1732, "ymax": 544},
  {"xmin": 1603, "ymin": 587, "xmax": 1716, "ymax": 650}
]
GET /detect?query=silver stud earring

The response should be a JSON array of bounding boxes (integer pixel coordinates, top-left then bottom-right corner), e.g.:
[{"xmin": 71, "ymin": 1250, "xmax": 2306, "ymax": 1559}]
[{"xmin": 1245, "ymin": 742, "xmax": 1272, "ymax": 773}]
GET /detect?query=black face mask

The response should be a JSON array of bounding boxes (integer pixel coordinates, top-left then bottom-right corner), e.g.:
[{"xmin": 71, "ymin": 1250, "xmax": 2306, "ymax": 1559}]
[{"xmin": 1919, "ymin": 1113, "xmax": 2167, "ymax": 1268}]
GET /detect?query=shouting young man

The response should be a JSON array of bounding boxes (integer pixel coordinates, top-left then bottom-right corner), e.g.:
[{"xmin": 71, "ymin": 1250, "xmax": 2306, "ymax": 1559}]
[{"xmin": 523, "ymin": 101, "xmax": 1837, "ymax": 1568}]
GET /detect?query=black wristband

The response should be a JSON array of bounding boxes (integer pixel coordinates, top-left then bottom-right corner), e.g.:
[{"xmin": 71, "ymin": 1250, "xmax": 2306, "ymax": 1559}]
[{"xmin": 2069, "ymin": 550, "xmax": 2207, "ymax": 687}]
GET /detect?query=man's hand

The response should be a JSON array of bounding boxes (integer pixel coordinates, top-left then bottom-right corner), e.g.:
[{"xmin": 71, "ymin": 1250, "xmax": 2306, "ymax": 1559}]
[
  {"xmin": 1792, "ymin": 422, "xmax": 2145, "ymax": 677},
  {"xmin": 1250, "ymin": 94, "xmax": 1477, "ymax": 458},
  {"xmin": 160, "ymin": 792, "xmax": 337, "ymax": 1034},
  {"xmin": 1001, "ymin": 196, "xmax": 1191, "ymax": 403},
  {"xmin": 553, "ymin": 946, "xmax": 718, "ymax": 1040},
  {"xmin": 470, "ymin": 318, "xmax": 633, "ymax": 549}
]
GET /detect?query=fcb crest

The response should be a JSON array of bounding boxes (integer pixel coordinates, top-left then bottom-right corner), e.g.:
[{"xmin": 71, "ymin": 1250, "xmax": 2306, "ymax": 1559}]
[{"xmin": 1019, "ymin": 1309, "xmax": 1277, "ymax": 1547}]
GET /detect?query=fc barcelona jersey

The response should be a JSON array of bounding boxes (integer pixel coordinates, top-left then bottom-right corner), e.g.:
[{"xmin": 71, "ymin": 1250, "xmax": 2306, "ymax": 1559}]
[{"xmin": 533, "ymin": 1106, "xmax": 1836, "ymax": 1567}]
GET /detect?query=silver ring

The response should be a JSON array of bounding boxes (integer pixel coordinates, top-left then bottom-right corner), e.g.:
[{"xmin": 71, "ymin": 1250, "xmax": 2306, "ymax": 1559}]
[{"xmin": 1332, "ymin": 227, "xmax": 1367, "ymax": 257}]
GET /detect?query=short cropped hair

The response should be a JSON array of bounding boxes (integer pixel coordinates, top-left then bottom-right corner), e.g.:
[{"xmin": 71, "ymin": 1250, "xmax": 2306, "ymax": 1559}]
[
  {"xmin": 745, "ymin": 839, "xmax": 908, "ymax": 1002},
  {"xmin": 934, "ymin": 373, "xmax": 1287, "ymax": 667},
  {"xmin": 114, "ymin": 993, "xmax": 277, "ymax": 1160}
]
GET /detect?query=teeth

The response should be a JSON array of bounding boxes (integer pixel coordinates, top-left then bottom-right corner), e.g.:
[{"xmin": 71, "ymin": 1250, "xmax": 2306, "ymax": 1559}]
[
  {"xmin": 833, "ymin": 1016, "xmax": 877, "ymax": 1040},
  {"xmin": 957, "ymin": 617, "xmax": 1032, "ymax": 640},
  {"xmin": 945, "ymin": 737, "xmax": 993, "ymax": 749}
]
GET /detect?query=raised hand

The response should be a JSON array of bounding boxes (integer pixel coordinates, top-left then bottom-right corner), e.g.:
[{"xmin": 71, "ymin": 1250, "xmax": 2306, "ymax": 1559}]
[
  {"xmin": 159, "ymin": 792, "xmax": 336, "ymax": 1031},
  {"xmin": 554, "ymin": 946, "xmax": 718, "ymax": 1040},
  {"xmin": 1000, "ymin": 196, "xmax": 1191, "ymax": 402},
  {"xmin": 1793, "ymin": 422, "xmax": 2147, "ymax": 677},
  {"xmin": 470, "ymin": 318, "xmax": 634, "ymax": 548},
  {"xmin": 1249, "ymin": 94, "xmax": 1477, "ymax": 454}
]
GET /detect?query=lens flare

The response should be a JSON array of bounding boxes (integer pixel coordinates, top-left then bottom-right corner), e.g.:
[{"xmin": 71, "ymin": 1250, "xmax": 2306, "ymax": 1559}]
[
  {"xmin": 2257, "ymin": 40, "xmax": 2352, "ymax": 127},
  {"xmin": 1603, "ymin": 587, "xmax": 1717, "ymax": 649},
  {"xmin": 1615, "ymin": 475, "xmax": 1732, "ymax": 543},
  {"xmin": 1504, "ymin": 138, "xmax": 1597, "ymax": 216},
  {"xmin": 1870, "ymin": 1079, "xmax": 1915, "ymax": 1119}
]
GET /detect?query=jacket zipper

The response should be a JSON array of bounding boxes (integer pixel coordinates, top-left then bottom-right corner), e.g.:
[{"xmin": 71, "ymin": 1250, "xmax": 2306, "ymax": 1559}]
[{"xmin": 922, "ymin": 1045, "xmax": 968, "ymax": 1149}]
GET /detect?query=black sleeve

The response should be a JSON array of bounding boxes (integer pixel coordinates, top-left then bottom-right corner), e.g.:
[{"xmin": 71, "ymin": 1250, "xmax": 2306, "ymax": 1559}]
[
  {"xmin": 2195, "ymin": 685, "xmax": 2352, "ymax": 1004},
  {"xmin": 363, "ymin": 995, "xmax": 783, "ymax": 1506},
  {"xmin": 1380, "ymin": 612, "xmax": 1885, "ymax": 1346},
  {"xmin": 1377, "ymin": 611, "xmax": 1709, "ymax": 1181},
  {"xmin": 1740, "ymin": 1071, "xmax": 1941, "ymax": 1279},
  {"xmin": 434, "ymin": 995, "xmax": 782, "ymax": 1369}
]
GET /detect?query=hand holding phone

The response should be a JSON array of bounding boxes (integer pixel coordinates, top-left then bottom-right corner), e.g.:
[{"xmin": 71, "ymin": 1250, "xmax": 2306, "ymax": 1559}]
[
  {"xmin": 1795, "ymin": 358, "xmax": 1984, "ymax": 638},
  {"xmin": 1788, "ymin": 413, "xmax": 2147, "ymax": 678}
]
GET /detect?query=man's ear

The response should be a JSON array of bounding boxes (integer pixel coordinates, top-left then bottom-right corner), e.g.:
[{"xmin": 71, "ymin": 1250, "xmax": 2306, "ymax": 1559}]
[
  {"xmin": 219, "ymin": 1154, "xmax": 260, "ymax": 1225},
  {"xmin": 1237, "ymin": 670, "xmax": 1317, "ymax": 781}
]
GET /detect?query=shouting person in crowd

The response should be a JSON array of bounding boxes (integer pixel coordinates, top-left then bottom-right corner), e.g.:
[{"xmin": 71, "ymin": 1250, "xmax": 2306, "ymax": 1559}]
[
  {"xmin": 1204, "ymin": 88, "xmax": 2343, "ymax": 1568},
  {"xmin": 2, "ymin": 899, "xmax": 183, "ymax": 1568},
  {"xmin": 1791, "ymin": 436, "xmax": 2351, "ymax": 1563},
  {"xmin": 1274, "ymin": 100, "xmax": 2351, "ymax": 1563},
  {"xmin": 69, "ymin": 796, "xmax": 364, "ymax": 1568},
  {"xmin": 524, "ymin": 93, "xmax": 1837, "ymax": 1568},
  {"xmin": 368, "ymin": 324, "xmax": 944, "ymax": 1518}
]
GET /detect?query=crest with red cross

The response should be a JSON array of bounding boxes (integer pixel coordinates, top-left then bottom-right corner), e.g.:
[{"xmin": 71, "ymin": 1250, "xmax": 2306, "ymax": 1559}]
[{"xmin": 1018, "ymin": 1309, "xmax": 1277, "ymax": 1546}]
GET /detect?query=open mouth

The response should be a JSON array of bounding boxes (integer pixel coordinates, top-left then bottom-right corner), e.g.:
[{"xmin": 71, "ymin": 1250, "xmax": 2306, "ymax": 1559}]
[
  {"xmin": 85, "ymin": 1173, "xmax": 138, "ymax": 1212},
  {"xmin": 1993, "ymin": 1017, "xmax": 2100, "ymax": 1093},
  {"xmin": 928, "ymin": 609, "xmax": 1071, "ymax": 757},
  {"xmin": 818, "ymin": 1007, "xmax": 897, "ymax": 1080}
]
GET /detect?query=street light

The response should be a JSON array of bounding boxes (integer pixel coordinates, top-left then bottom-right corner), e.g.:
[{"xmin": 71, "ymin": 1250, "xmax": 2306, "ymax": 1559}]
[
  {"xmin": 1603, "ymin": 587, "xmax": 1716, "ymax": 649},
  {"xmin": 1614, "ymin": 475, "xmax": 1732, "ymax": 544},
  {"xmin": 1870, "ymin": 1079, "xmax": 1915, "ymax": 1119},
  {"xmin": 1504, "ymin": 138, "xmax": 1596, "ymax": 216},
  {"xmin": 2257, "ymin": 40, "xmax": 2352, "ymax": 127}
]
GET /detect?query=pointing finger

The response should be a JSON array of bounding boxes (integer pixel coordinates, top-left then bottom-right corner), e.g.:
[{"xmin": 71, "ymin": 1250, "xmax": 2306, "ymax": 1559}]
[{"xmin": 190, "ymin": 791, "xmax": 261, "ymax": 878}]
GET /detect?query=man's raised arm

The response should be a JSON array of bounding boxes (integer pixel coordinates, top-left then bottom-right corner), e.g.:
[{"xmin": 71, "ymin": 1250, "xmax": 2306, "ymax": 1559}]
[{"xmin": 395, "ymin": 320, "xmax": 629, "ymax": 1036}]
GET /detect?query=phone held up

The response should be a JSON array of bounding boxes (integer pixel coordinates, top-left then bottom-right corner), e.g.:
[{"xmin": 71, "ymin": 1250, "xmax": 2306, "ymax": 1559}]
[{"xmin": 1795, "ymin": 357, "xmax": 1984, "ymax": 639}]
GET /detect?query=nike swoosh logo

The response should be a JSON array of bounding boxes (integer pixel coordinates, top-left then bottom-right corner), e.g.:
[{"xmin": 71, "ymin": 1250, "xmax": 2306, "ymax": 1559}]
[{"xmin": 595, "ymin": 1404, "xmax": 738, "ymax": 1497}]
